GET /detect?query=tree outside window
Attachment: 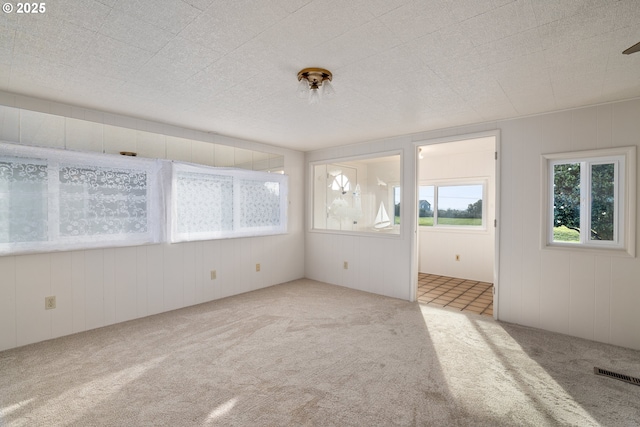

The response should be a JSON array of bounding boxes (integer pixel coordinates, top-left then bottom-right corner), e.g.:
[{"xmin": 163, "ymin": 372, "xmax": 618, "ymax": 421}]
[{"xmin": 552, "ymin": 160, "xmax": 618, "ymax": 244}]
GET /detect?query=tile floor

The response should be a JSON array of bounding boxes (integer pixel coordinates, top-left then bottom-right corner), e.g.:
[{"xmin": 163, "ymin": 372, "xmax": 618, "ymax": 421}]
[{"xmin": 417, "ymin": 273, "xmax": 493, "ymax": 317}]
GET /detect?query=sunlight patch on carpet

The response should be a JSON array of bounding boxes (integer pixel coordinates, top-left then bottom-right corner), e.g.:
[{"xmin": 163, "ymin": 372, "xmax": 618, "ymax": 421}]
[
  {"xmin": 419, "ymin": 305, "xmax": 600, "ymax": 426},
  {"xmin": 5, "ymin": 356, "xmax": 167, "ymax": 427},
  {"xmin": 206, "ymin": 397, "xmax": 238, "ymax": 423},
  {"xmin": 0, "ymin": 399, "xmax": 34, "ymax": 418}
]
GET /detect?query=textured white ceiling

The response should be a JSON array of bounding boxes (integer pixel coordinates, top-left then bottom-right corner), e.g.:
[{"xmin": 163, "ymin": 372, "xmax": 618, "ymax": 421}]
[{"xmin": 2, "ymin": 0, "xmax": 639, "ymax": 151}]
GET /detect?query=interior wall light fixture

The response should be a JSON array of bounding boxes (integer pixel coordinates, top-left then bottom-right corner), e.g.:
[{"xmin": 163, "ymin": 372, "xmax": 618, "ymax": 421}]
[{"xmin": 297, "ymin": 67, "xmax": 335, "ymax": 104}]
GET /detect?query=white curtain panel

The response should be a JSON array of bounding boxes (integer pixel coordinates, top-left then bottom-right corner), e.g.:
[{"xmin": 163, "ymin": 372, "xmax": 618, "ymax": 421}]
[{"xmin": 174, "ymin": 169, "xmax": 234, "ymax": 238}]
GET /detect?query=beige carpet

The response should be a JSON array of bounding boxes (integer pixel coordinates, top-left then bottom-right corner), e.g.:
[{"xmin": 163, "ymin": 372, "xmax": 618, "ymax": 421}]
[{"xmin": 1, "ymin": 279, "xmax": 639, "ymax": 426}]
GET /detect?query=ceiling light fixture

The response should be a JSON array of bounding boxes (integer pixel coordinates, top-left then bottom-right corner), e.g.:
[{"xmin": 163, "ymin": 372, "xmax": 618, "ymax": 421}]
[{"xmin": 297, "ymin": 67, "xmax": 335, "ymax": 104}]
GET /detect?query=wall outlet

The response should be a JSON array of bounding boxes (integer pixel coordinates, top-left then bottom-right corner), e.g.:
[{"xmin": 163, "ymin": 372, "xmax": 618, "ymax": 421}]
[
  {"xmin": 210, "ymin": 270, "xmax": 216, "ymax": 280},
  {"xmin": 455, "ymin": 254, "xmax": 460, "ymax": 261},
  {"xmin": 45, "ymin": 296, "xmax": 56, "ymax": 310},
  {"xmin": 256, "ymin": 263, "xmax": 260, "ymax": 272},
  {"xmin": 343, "ymin": 261, "xmax": 349, "ymax": 269}
]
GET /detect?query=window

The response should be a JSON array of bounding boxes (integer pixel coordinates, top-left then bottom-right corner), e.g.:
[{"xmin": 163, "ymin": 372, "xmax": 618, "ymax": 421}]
[
  {"xmin": 173, "ymin": 169, "xmax": 234, "ymax": 239},
  {"xmin": 0, "ymin": 143, "xmax": 164, "ymax": 255},
  {"xmin": 312, "ymin": 153, "xmax": 401, "ymax": 234},
  {"xmin": 331, "ymin": 173, "xmax": 351, "ymax": 193},
  {"xmin": 170, "ymin": 163, "xmax": 287, "ymax": 242},
  {"xmin": 419, "ymin": 182, "xmax": 485, "ymax": 227},
  {"xmin": 543, "ymin": 146, "xmax": 636, "ymax": 255},
  {"xmin": 0, "ymin": 142, "xmax": 288, "ymax": 255}
]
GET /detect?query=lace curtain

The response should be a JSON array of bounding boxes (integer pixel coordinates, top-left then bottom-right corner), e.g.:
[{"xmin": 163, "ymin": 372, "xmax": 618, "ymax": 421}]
[
  {"xmin": 0, "ymin": 142, "xmax": 287, "ymax": 254},
  {"xmin": 0, "ymin": 143, "xmax": 164, "ymax": 255},
  {"xmin": 59, "ymin": 165, "xmax": 151, "ymax": 236},
  {"xmin": 174, "ymin": 171, "xmax": 234, "ymax": 238},
  {"xmin": 0, "ymin": 156, "xmax": 48, "ymax": 244},
  {"xmin": 171, "ymin": 163, "xmax": 288, "ymax": 242},
  {"xmin": 238, "ymin": 179, "xmax": 281, "ymax": 229}
]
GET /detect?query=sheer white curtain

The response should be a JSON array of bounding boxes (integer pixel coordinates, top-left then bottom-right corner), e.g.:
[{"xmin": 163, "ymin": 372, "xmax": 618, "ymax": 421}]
[
  {"xmin": 0, "ymin": 155, "xmax": 48, "ymax": 246},
  {"xmin": 170, "ymin": 162, "xmax": 288, "ymax": 242},
  {"xmin": 0, "ymin": 142, "xmax": 164, "ymax": 255},
  {"xmin": 1, "ymin": 142, "xmax": 288, "ymax": 254},
  {"xmin": 173, "ymin": 168, "xmax": 234, "ymax": 240}
]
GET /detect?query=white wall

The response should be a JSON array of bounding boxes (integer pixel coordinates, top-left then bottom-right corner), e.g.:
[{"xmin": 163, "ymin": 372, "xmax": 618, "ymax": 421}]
[
  {"xmin": 418, "ymin": 137, "xmax": 495, "ymax": 282},
  {"xmin": 305, "ymin": 98, "xmax": 640, "ymax": 351},
  {"xmin": 498, "ymin": 99, "xmax": 640, "ymax": 351},
  {"xmin": 0, "ymin": 92, "xmax": 305, "ymax": 352}
]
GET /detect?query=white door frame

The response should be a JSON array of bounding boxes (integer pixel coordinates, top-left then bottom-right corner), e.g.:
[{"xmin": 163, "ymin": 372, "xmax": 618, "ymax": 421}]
[{"xmin": 410, "ymin": 130, "xmax": 501, "ymax": 320}]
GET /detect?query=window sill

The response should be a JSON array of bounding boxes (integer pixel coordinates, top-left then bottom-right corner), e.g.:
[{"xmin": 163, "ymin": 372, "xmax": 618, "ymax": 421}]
[
  {"xmin": 309, "ymin": 228, "xmax": 401, "ymax": 239},
  {"xmin": 542, "ymin": 243, "xmax": 635, "ymax": 258},
  {"xmin": 419, "ymin": 226, "xmax": 489, "ymax": 234}
]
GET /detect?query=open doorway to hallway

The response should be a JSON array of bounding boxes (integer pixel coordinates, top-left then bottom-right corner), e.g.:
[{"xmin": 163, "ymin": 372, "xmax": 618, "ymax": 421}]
[{"xmin": 416, "ymin": 134, "xmax": 497, "ymax": 317}]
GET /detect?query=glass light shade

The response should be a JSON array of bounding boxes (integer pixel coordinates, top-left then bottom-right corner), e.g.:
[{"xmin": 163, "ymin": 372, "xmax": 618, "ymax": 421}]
[
  {"xmin": 296, "ymin": 79, "xmax": 309, "ymax": 98},
  {"xmin": 322, "ymin": 79, "xmax": 335, "ymax": 96},
  {"xmin": 309, "ymin": 87, "xmax": 320, "ymax": 105}
]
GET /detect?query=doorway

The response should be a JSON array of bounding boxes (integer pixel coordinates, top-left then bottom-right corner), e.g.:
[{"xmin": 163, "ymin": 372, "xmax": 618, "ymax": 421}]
[{"xmin": 415, "ymin": 133, "xmax": 498, "ymax": 318}]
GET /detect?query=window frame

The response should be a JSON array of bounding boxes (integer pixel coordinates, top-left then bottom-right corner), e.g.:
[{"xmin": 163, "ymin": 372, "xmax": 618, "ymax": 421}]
[
  {"xmin": 170, "ymin": 162, "xmax": 288, "ymax": 243},
  {"xmin": 418, "ymin": 179, "xmax": 488, "ymax": 230},
  {"xmin": 0, "ymin": 142, "xmax": 164, "ymax": 255},
  {"xmin": 541, "ymin": 146, "xmax": 636, "ymax": 257},
  {"xmin": 310, "ymin": 151, "xmax": 402, "ymax": 237}
]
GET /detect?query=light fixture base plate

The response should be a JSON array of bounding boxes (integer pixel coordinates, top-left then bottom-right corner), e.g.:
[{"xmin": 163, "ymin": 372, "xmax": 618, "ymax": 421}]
[{"xmin": 297, "ymin": 67, "xmax": 332, "ymax": 83}]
